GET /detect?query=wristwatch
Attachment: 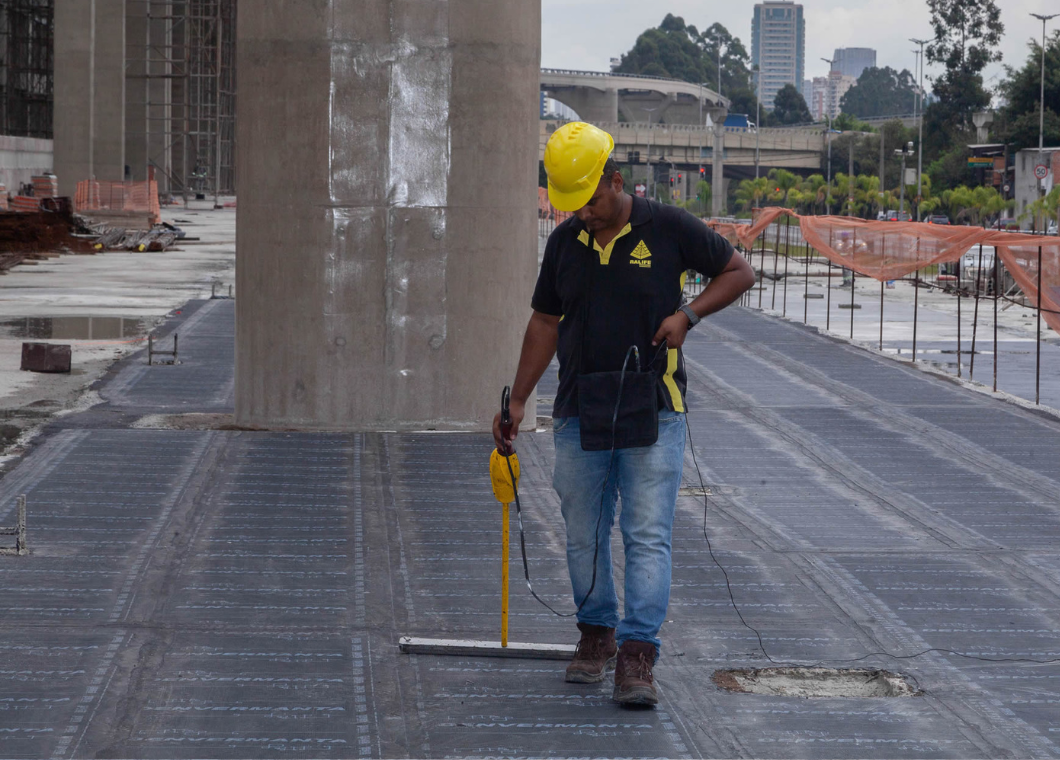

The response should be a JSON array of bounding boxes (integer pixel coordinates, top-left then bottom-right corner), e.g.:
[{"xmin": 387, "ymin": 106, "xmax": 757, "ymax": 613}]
[{"xmin": 678, "ymin": 304, "xmax": 701, "ymax": 328}]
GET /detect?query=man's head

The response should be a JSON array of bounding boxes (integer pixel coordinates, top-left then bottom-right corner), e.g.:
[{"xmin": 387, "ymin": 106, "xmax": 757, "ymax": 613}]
[{"xmin": 573, "ymin": 157, "xmax": 626, "ymax": 232}]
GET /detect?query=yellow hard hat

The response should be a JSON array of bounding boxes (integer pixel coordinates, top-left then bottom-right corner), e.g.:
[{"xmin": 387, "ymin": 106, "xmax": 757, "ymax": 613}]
[{"xmin": 544, "ymin": 122, "xmax": 615, "ymax": 212}]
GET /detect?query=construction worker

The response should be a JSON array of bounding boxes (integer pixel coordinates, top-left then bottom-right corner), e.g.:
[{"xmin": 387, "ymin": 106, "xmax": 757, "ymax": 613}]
[{"xmin": 493, "ymin": 122, "xmax": 755, "ymax": 706}]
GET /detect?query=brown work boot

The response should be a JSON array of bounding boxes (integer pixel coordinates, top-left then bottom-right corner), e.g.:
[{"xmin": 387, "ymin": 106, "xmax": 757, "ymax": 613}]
[
  {"xmin": 565, "ymin": 622, "xmax": 617, "ymax": 683},
  {"xmin": 612, "ymin": 640, "xmax": 658, "ymax": 706}
]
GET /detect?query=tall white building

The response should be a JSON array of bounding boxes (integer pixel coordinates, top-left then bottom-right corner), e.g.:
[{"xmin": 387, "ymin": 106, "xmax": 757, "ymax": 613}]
[
  {"xmin": 811, "ymin": 71, "xmax": 856, "ymax": 121},
  {"xmin": 752, "ymin": 1, "xmax": 805, "ymax": 111}
]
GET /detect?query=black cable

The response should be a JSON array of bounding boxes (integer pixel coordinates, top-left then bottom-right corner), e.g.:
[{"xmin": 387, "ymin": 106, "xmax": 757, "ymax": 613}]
[
  {"xmin": 684, "ymin": 411, "xmax": 1060, "ymax": 678},
  {"xmin": 501, "ymin": 345, "xmax": 644, "ymax": 617}
]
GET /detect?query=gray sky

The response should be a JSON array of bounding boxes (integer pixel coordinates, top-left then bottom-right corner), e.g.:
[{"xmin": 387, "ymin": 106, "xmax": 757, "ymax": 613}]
[{"xmin": 541, "ymin": 0, "xmax": 1051, "ymax": 100}]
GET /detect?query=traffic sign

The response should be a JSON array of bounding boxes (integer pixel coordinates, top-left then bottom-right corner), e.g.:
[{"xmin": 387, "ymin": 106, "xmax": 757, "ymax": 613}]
[{"xmin": 1034, "ymin": 163, "xmax": 1049, "ymax": 179}]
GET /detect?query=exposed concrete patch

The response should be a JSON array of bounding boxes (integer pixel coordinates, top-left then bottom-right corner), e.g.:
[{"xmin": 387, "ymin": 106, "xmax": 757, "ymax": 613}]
[
  {"xmin": 132, "ymin": 413, "xmax": 239, "ymax": 431},
  {"xmin": 712, "ymin": 667, "xmax": 921, "ymax": 698}
]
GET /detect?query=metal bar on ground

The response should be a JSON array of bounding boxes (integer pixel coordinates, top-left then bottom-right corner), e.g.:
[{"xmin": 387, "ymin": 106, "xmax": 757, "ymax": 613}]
[
  {"xmin": 771, "ymin": 221, "xmax": 781, "ymax": 310},
  {"xmin": 849, "ymin": 229, "xmax": 857, "ymax": 339},
  {"xmin": 879, "ymin": 281, "xmax": 884, "ymax": 350},
  {"xmin": 782, "ymin": 215, "xmax": 790, "ymax": 316},
  {"xmin": 398, "ymin": 637, "xmax": 575, "ymax": 660},
  {"xmin": 804, "ymin": 235, "xmax": 810, "ymax": 323},
  {"xmin": 971, "ymin": 243, "xmax": 984, "ymax": 380},
  {"xmin": 957, "ymin": 252, "xmax": 962, "ymax": 378},
  {"xmin": 1036, "ymin": 245, "xmax": 1042, "ymax": 404},
  {"xmin": 758, "ymin": 230, "xmax": 766, "ymax": 308},
  {"xmin": 913, "ymin": 269, "xmax": 919, "ymax": 363},
  {"xmin": 994, "ymin": 253, "xmax": 999, "ymax": 393}
]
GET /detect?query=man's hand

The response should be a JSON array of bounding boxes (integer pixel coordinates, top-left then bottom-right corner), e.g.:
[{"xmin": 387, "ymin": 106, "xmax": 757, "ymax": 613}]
[
  {"xmin": 492, "ymin": 399, "xmax": 525, "ymax": 454},
  {"xmin": 652, "ymin": 312, "xmax": 691, "ymax": 350}
]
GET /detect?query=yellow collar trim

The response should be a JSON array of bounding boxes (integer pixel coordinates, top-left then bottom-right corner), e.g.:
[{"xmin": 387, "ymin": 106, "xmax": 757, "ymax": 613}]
[{"xmin": 590, "ymin": 223, "xmax": 632, "ymax": 265}]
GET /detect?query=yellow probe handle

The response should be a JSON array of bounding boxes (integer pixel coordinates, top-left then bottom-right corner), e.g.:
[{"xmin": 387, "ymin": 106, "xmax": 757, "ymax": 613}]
[{"xmin": 502, "ymin": 502, "xmax": 510, "ymax": 647}]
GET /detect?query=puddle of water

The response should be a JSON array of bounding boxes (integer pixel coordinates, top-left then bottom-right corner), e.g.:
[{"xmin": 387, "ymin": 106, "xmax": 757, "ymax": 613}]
[{"xmin": 0, "ymin": 316, "xmax": 150, "ymax": 341}]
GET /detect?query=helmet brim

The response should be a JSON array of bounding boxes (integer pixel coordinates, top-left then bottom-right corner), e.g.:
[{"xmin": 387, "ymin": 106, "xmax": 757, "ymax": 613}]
[{"xmin": 547, "ymin": 178, "xmax": 597, "ymax": 213}]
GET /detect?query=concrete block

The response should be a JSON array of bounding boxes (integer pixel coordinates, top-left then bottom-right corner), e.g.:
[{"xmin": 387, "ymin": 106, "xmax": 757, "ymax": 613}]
[{"xmin": 21, "ymin": 343, "xmax": 72, "ymax": 373}]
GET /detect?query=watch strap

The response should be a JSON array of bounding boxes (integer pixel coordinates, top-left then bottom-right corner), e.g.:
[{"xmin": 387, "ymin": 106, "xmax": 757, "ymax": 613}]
[{"xmin": 678, "ymin": 304, "xmax": 700, "ymax": 328}]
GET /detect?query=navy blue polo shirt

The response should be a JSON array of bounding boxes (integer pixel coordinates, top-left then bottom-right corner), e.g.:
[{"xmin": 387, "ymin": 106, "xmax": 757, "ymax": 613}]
[{"xmin": 532, "ymin": 194, "xmax": 734, "ymax": 418}]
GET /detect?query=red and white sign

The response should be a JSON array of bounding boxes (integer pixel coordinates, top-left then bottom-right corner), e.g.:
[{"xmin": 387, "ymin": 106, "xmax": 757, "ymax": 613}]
[
  {"xmin": 1034, "ymin": 163, "xmax": 1049, "ymax": 180},
  {"xmin": 634, "ymin": 183, "xmax": 646, "ymax": 198}
]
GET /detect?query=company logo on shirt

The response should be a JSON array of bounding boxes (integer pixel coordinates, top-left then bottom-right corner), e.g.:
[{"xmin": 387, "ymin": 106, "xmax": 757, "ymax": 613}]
[{"xmin": 629, "ymin": 240, "xmax": 652, "ymax": 268}]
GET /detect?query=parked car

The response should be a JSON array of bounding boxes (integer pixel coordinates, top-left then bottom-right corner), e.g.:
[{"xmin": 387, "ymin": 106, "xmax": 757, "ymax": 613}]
[
  {"xmin": 885, "ymin": 209, "xmax": 911, "ymax": 221},
  {"xmin": 926, "ymin": 215, "xmax": 950, "ymax": 225}
]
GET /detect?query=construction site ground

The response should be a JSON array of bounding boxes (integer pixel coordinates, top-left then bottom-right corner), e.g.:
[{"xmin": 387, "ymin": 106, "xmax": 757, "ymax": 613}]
[
  {"xmin": 0, "ymin": 204, "xmax": 235, "ymax": 469},
  {"xmin": 1, "ymin": 219, "xmax": 1060, "ymax": 758}
]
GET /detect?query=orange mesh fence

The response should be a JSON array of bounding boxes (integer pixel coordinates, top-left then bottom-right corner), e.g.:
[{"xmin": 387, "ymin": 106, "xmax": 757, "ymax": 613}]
[
  {"xmin": 992, "ymin": 235, "xmax": 1060, "ymax": 335},
  {"xmin": 538, "ymin": 187, "xmax": 573, "ymax": 225},
  {"xmin": 75, "ymin": 179, "xmax": 161, "ymax": 224},
  {"xmin": 799, "ymin": 216, "xmax": 991, "ymax": 281},
  {"xmin": 712, "ymin": 208, "xmax": 1060, "ymax": 336}
]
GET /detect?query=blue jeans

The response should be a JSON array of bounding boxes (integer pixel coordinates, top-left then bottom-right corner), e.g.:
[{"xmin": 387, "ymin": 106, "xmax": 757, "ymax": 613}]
[{"xmin": 552, "ymin": 410, "xmax": 686, "ymax": 655}]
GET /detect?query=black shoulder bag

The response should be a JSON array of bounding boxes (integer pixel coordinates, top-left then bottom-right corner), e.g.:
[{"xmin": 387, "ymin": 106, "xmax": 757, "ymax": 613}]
[{"xmin": 575, "ymin": 237, "xmax": 661, "ymax": 452}]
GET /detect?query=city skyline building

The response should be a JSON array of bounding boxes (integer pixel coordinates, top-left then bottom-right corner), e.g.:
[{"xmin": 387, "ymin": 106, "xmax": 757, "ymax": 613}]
[
  {"xmin": 752, "ymin": 1, "xmax": 805, "ymax": 110},
  {"xmin": 832, "ymin": 47, "xmax": 876, "ymax": 81}
]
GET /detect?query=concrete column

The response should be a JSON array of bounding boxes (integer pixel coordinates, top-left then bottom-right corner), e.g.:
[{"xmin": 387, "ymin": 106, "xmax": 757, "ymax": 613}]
[
  {"xmin": 93, "ymin": 0, "xmax": 126, "ymax": 181},
  {"xmin": 236, "ymin": 0, "xmax": 541, "ymax": 430},
  {"xmin": 54, "ymin": 0, "xmax": 125, "ymax": 196},
  {"xmin": 53, "ymin": 0, "xmax": 94, "ymax": 196}
]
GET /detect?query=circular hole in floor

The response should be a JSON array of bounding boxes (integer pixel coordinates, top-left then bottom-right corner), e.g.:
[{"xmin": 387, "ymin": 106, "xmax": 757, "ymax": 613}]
[{"xmin": 712, "ymin": 667, "xmax": 920, "ymax": 698}]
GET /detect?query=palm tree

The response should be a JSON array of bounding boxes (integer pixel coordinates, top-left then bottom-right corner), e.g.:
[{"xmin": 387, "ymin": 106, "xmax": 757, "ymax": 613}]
[{"xmin": 734, "ymin": 177, "xmax": 770, "ymax": 213}]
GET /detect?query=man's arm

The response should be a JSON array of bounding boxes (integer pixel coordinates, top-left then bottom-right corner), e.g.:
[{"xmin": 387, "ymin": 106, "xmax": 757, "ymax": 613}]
[
  {"xmin": 652, "ymin": 250, "xmax": 756, "ymax": 349},
  {"xmin": 492, "ymin": 309, "xmax": 562, "ymax": 452}
]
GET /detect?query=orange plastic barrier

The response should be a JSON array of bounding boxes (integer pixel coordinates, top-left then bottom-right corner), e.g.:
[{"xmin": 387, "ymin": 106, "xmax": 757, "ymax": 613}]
[{"xmin": 75, "ymin": 179, "xmax": 160, "ymax": 224}]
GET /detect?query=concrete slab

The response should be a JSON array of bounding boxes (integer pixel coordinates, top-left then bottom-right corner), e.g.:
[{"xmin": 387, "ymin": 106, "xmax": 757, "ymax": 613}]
[{"xmin": 1, "ymin": 297, "xmax": 1060, "ymax": 757}]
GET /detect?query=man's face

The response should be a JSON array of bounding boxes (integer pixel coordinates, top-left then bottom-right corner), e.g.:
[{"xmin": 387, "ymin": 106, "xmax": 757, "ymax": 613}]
[{"xmin": 574, "ymin": 172, "xmax": 624, "ymax": 231}]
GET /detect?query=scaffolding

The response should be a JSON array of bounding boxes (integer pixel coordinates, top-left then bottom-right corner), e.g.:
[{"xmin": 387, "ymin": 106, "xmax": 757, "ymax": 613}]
[
  {"xmin": 126, "ymin": 0, "xmax": 235, "ymax": 201},
  {"xmin": 0, "ymin": 0, "xmax": 54, "ymax": 139}
]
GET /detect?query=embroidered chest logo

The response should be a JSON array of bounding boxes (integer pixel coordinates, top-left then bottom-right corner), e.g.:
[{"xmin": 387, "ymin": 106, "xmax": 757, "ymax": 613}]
[{"xmin": 629, "ymin": 240, "xmax": 652, "ymax": 268}]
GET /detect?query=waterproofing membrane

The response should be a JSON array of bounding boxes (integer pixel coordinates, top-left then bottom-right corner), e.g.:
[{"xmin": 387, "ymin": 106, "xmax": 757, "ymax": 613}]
[{"xmin": 1, "ymin": 301, "xmax": 1060, "ymax": 757}]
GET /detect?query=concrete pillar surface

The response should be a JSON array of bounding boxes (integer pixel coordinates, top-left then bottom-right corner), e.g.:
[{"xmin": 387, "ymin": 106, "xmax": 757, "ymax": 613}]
[
  {"xmin": 237, "ymin": 0, "xmax": 541, "ymax": 430},
  {"xmin": 54, "ymin": 0, "xmax": 126, "ymax": 195}
]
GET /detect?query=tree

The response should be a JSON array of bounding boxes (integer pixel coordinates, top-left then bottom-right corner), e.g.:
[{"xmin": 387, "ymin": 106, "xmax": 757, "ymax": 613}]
[
  {"xmin": 997, "ymin": 30, "xmax": 1060, "ymax": 151},
  {"xmin": 614, "ymin": 16, "xmax": 757, "ymax": 112},
  {"xmin": 926, "ymin": 0, "xmax": 1004, "ymax": 76},
  {"xmin": 925, "ymin": 0, "xmax": 1004, "ymax": 140},
  {"xmin": 839, "ymin": 67, "xmax": 918, "ymax": 118},
  {"xmin": 771, "ymin": 84, "xmax": 812, "ymax": 125}
]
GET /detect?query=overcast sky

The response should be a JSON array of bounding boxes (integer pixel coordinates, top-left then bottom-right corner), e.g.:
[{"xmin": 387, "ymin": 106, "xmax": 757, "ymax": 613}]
[{"xmin": 541, "ymin": 0, "xmax": 1051, "ymax": 97}]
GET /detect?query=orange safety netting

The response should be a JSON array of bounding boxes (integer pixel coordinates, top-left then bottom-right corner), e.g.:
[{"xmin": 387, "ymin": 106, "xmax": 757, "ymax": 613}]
[
  {"xmin": 538, "ymin": 187, "xmax": 573, "ymax": 225},
  {"xmin": 75, "ymin": 179, "xmax": 161, "ymax": 224},
  {"xmin": 709, "ymin": 208, "xmax": 1060, "ymax": 336}
]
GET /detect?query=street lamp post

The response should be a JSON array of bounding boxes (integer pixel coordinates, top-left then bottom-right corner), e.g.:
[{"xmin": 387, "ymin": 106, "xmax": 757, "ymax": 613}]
[
  {"xmin": 910, "ymin": 38, "xmax": 929, "ymax": 221},
  {"xmin": 754, "ymin": 66, "xmax": 761, "ymax": 179},
  {"xmin": 896, "ymin": 141, "xmax": 914, "ymax": 218},
  {"xmin": 821, "ymin": 57, "xmax": 836, "ymax": 198},
  {"xmin": 1031, "ymin": 13, "xmax": 1058, "ymax": 231},
  {"xmin": 643, "ymin": 106, "xmax": 658, "ymax": 199}
]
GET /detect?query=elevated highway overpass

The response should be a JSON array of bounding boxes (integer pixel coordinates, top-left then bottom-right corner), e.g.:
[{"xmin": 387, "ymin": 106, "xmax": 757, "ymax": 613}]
[
  {"xmin": 540, "ymin": 68, "xmax": 728, "ymax": 126},
  {"xmin": 539, "ymin": 120, "xmax": 827, "ymax": 179}
]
